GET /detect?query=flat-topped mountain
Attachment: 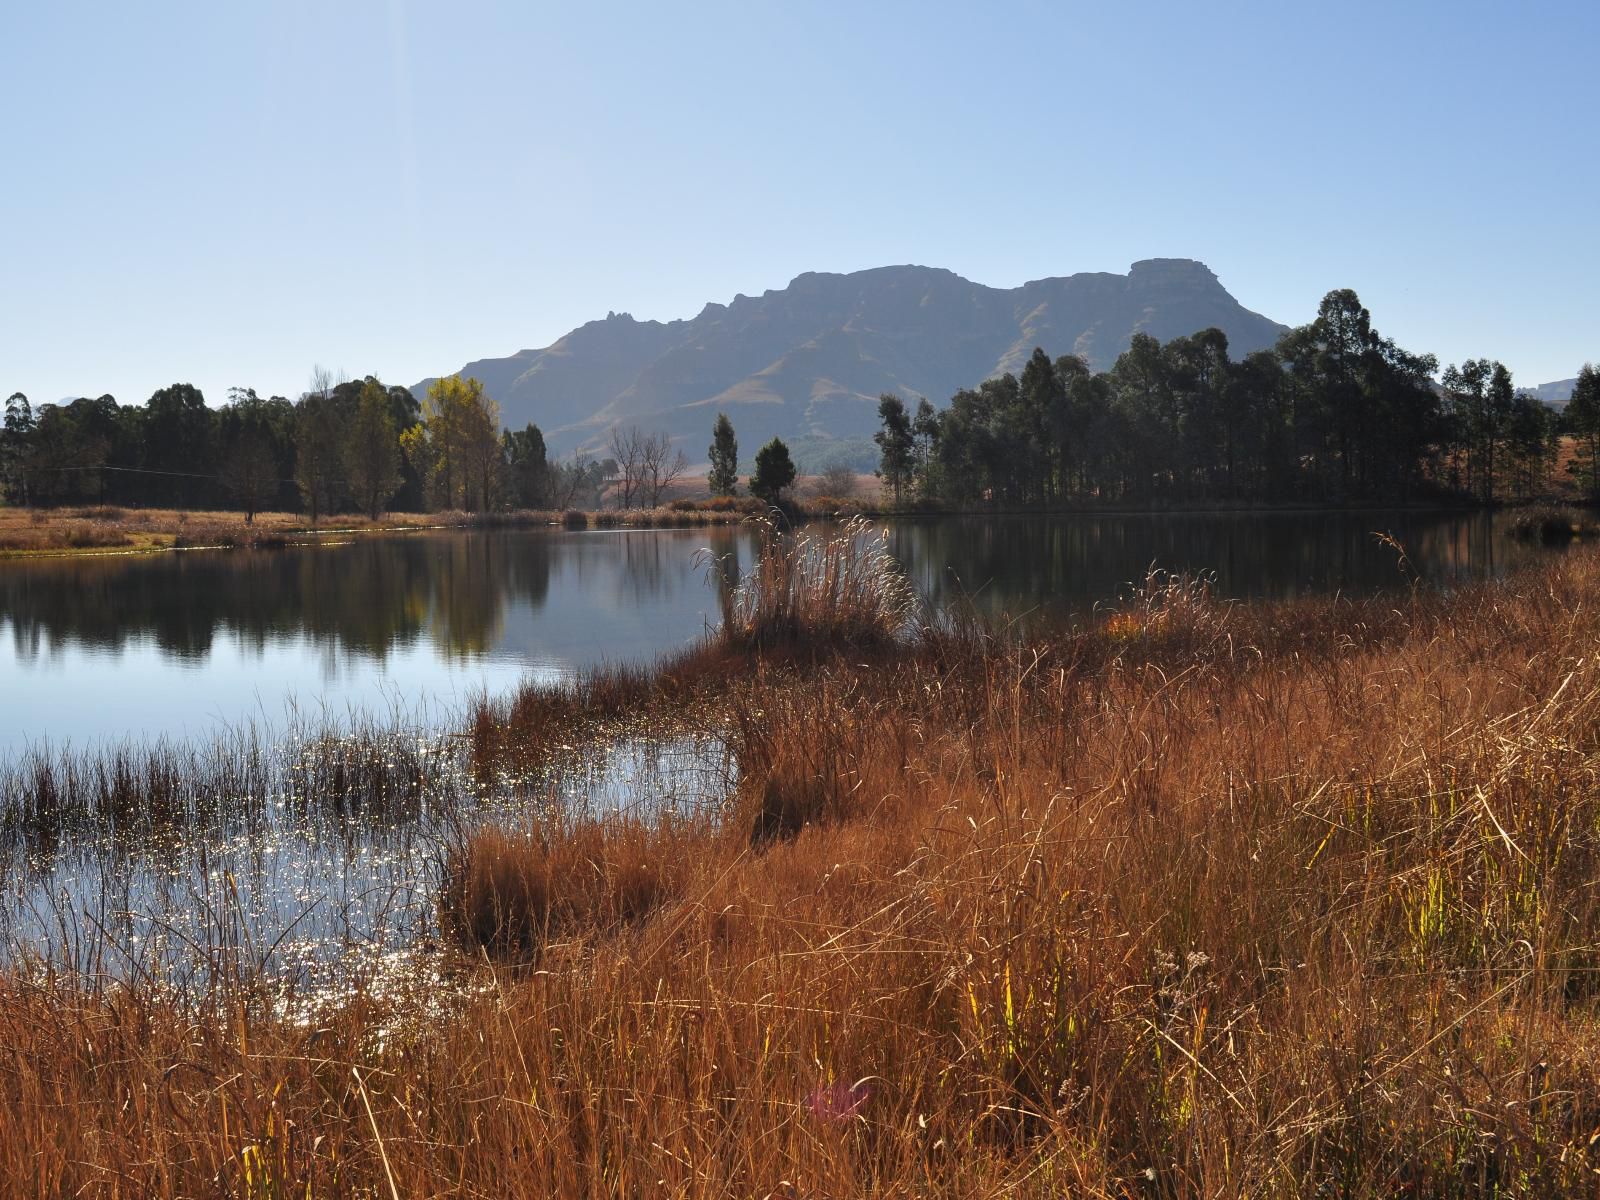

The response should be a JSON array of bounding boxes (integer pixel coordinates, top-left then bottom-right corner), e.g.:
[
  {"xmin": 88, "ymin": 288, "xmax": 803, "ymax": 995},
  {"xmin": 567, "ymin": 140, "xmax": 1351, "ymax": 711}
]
[
  {"xmin": 1522, "ymin": 377, "xmax": 1579, "ymax": 407},
  {"xmin": 416, "ymin": 259, "xmax": 1286, "ymax": 457}
]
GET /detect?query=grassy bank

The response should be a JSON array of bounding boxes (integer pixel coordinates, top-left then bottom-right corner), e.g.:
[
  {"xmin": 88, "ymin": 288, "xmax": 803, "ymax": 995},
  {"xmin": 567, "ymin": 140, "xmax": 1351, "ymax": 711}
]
[
  {"xmin": 0, "ymin": 502, "xmax": 760, "ymax": 558},
  {"xmin": 6, "ymin": 530, "xmax": 1600, "ymax": 1194},
  {"xmin": 0, "ymin": 505, "xmax": 443, "ymax": 557}
]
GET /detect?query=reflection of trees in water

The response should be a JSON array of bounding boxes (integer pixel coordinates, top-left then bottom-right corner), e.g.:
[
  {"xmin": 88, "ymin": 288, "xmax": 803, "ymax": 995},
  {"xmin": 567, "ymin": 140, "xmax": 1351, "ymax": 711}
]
[
  {"xmin": 698, "ymin": 535, "xmax": 743, "ymax": 629},
  {"xmin": 0, "ymin": 533, "xmax": 555, "ymax": 665},
  {"xmin": 427, "ymin": 534, "xmax": 553, "ymax": 660},
  {"xmin": 0, "ymin": 519, "xmax": 1531, "ymax": 668},
  {"xmin": 886, "ymin": 511, "xmax": 1531, "ymax": 621},
  {"xmin": 562, "ymin": 528, "xmax": 744, "ymax": 617},
  {"xmin": 619, "ymin": 534, "xmax": 672, "ymax": 605}
]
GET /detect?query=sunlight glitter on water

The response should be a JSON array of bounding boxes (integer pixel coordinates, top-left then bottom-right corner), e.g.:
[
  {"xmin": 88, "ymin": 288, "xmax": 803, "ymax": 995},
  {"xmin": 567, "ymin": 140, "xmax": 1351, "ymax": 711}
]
[{"xmin": 0, "ymin": 726, "xmax": 736, "ymax": 990}]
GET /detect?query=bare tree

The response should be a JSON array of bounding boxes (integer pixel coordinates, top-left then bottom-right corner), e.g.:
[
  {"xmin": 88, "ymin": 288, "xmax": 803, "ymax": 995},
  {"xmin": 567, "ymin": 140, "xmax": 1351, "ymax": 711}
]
[
  {"xmin": 608, "ymin": 425, "xmax": 689, "ymax": 508},
  {"xmin": 608, "ymin": 426, "xmax": 647, "ymax": 508},
  {"xmin": 640, "ymin": 434, "xmax": 689, "ymax": 506},
  {"xmin": 807, "ymin": 459, "xmax": 860, "ymax": 499},
  {"xmin": 608, "ymin": 428, "xmax": 672, "ymax": 508},
  {"xmin": 549, "ymin": 453, "xmax": 595, "ymax": 510}
]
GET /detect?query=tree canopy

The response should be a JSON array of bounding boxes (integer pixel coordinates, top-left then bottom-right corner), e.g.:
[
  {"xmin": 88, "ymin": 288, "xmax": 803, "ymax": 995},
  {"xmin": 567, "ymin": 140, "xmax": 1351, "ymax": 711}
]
[{"xmin": 749, "ymin": 438, "xmax": 797, "ymax": 505}]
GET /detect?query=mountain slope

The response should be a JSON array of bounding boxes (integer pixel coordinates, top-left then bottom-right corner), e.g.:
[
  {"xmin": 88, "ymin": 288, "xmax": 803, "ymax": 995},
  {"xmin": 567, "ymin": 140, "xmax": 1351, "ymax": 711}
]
[{"xmin": 416, "ymin": 259, "xmax": 1286, "ymax": 457}]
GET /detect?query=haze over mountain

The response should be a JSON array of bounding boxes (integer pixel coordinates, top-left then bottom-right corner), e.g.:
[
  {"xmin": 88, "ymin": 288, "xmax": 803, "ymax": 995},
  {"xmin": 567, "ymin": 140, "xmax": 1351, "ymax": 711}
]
[
  {"xmin": 1522, "ymin": 377, "xmax": 1579, "ymax": 408},
  {"xmin": 415, "ymin": 259, "xmax": 1289, "ymax": 460}
]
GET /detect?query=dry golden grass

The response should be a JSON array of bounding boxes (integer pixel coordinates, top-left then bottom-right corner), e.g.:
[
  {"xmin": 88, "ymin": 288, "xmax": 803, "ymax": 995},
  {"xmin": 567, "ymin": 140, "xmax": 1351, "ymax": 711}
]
[
  {"xmin": 0, "ymin": 505, "xmax": 448, "ymax": 556},
  {"xmin": 713, "ymin": 515, "xmax": 917, "ymax": 653},
  {"xmin": 11, "ymin": 543, "xmax": 1600, "ymax": 1194},
  {"xmin": 0, "ymin": 503, "xmax": 765, "ymax": 557}
]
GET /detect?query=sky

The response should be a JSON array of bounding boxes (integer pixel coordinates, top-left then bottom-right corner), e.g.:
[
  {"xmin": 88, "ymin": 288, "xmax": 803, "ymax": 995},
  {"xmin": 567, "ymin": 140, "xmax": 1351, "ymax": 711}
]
[{"xmin": 3, "ymin": 0, "xmax": 1597, "ymax": 409}]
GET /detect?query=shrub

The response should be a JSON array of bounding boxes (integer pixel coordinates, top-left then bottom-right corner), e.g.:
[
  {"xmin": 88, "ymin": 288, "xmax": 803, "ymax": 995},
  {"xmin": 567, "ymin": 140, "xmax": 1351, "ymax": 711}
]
[
  {"xmin": 57, "ymin": 524, "xmax": 133, "ymax": 549},
  {"xmin": 806, "ymin": 461, "xmax": 859, "ymax": 499}
]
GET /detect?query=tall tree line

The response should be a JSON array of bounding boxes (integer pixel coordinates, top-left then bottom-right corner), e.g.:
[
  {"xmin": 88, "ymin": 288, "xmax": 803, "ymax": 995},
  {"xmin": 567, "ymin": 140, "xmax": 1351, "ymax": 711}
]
[
  {"xmin": 0, "ymin": 373, "xmax": 610, "ymax": 517},
  {"xmin": 1, "ymin": 375, "xmax": 424, "ymax": 515},
  {"xmin": 883, "ymin": 288, "xmax": 1562, "ymax": 508}
]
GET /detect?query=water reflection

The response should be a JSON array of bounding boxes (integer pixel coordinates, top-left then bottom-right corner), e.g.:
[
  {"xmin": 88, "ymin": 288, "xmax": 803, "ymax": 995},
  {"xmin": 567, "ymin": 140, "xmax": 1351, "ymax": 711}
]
[
  {"xmin": 0, "ymin": 512, "xmax": 1546, "ymax": 752},
  {"xmin": 0, "ymin": 528, "xmax": 748, "ymax": 751},
  {"xmin": 1, "ymin": 533, "xmax": 551, "ymax": 664},
  {"xmin": 887, "ymin": 510, "xmax": 1534, "ymax": 620}
]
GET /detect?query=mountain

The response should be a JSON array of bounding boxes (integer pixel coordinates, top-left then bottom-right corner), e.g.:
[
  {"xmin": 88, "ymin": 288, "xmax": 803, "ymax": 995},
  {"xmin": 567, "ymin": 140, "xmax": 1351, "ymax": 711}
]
[
  {"xmin": 1522, "ymin": 377, "xmax": 1578, "ymax": 408},
  {"xmin": 415, "ymin": 259, "xmax": 1287, "ymax": 460}
]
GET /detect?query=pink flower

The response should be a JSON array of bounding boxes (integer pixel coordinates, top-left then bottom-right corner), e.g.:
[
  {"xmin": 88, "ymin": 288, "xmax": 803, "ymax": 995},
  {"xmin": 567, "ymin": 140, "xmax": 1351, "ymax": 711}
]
[{"xmin": 805, "ymin": 1078, "xmax": 873, "ymax": 1122}]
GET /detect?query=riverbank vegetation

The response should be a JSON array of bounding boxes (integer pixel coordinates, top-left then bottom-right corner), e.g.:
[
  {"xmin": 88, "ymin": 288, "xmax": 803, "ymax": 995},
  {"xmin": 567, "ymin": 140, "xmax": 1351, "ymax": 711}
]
[{"xmin": 6, "ymin": 525, "xmax": 1600, "ymax": 1193}]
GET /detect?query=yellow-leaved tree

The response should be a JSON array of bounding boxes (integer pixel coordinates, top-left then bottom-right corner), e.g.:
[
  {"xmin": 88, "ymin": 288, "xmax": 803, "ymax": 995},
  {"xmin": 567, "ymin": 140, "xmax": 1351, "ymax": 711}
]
[{"xmin": 402, "ymin": 375, "xmax": 501, "ymax": 511}]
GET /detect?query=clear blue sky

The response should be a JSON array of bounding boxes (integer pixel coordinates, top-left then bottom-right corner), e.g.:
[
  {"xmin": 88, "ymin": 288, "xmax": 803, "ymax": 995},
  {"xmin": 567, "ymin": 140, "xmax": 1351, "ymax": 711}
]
[{"xmin": 4, "ymin": 0, "xmax": 1597, "ymax": 409}]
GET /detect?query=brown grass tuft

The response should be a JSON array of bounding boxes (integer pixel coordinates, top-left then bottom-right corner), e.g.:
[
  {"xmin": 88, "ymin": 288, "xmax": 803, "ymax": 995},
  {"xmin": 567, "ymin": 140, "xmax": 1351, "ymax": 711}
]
[
  {"xmin": 440, "ymin": 818, "xmax": 694, "ymax": 957},
  {"xmin": 714, "ymin": 514, "xmax": 916, "ymax": 653}
]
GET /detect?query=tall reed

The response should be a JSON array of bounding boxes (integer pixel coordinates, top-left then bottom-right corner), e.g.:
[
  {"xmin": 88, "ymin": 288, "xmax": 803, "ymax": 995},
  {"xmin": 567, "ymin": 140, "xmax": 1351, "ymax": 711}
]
[{"xmin": 712, "ymin": 514, "xmax": 916, "ymax": 652}]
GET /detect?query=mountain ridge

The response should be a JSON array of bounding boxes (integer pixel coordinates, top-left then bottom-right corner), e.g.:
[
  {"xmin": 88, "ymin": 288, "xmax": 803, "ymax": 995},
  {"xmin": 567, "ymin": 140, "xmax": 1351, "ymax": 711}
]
[{"xmin": 415, "ymin": 259, "xmax": 1289, "ymax": 457}]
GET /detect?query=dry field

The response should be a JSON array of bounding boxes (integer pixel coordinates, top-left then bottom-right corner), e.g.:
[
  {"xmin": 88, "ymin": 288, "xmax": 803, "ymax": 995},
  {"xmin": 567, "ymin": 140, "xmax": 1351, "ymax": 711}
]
[{"xmin": 6, "ymin": 525, "xmax": 1600, "ymax": 1194}]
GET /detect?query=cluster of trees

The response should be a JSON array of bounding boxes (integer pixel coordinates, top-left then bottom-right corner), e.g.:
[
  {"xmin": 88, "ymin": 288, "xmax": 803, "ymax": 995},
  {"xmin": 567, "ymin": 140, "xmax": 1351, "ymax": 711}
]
[
  {"xmin": 876, "ymin": 289, "xmax": 1575, "ymax": 508},
  {"xmin": 0, "ymin": 374, "xmax": 427, "ymax": 519},
  {"xmin": 703, "ymin": 414, "xmax": 796, "ymax": 505},
  {"xmin": 0, "ymin": 372, "xmax": 619, "ymax": 519}
]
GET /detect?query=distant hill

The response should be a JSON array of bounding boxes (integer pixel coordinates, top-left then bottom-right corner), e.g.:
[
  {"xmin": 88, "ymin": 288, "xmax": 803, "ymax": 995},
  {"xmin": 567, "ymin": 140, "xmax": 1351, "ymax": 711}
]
[
  {"xmin": 1522, "ymin": 377, "xmax": 1578, "ymax": 408},
  {"xmin": 415, "ymin": 259, "xmax": 1287, "ymax": 460}
]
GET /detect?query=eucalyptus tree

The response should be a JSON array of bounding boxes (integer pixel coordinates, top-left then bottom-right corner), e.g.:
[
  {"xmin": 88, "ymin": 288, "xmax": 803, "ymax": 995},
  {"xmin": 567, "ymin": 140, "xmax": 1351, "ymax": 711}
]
[
  {"xmin": 1566, "ymin": 365, "xmax": 1600, "ymax": 499},
  {"xmin": 2, "ymin": 393, "xmax": 33, "ymax": 505},
  {"xmin": 873, "ymin": 394, "xmax": 915, "ymax": 505},
  {"xmin": 708, "ymin": 414, "xmax": 739, "ymax": 496},
  {"xmin": 345, "ymin": 379, "xmax": 404, "ymax": 519}
]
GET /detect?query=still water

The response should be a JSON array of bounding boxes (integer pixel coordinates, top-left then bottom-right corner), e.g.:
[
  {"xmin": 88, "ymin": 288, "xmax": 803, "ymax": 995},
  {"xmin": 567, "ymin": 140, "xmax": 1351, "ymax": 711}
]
[
  {"xmin": 0, "ymin": 511, "xmax": 1539, "ymax": 755},
  {"xmin": 0, "ymin": 510, "xmax": 1546, "ymax": 980}
]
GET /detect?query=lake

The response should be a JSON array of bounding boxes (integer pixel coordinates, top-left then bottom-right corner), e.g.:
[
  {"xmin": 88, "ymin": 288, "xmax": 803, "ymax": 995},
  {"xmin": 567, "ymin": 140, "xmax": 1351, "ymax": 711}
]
[
  {"xmin": 0, "ymin": 508, "xmax": 1549, "ymax": 981},
  {"xmin": 0, "ymin": 510, "xmax": 1541, "ymax": 756}
]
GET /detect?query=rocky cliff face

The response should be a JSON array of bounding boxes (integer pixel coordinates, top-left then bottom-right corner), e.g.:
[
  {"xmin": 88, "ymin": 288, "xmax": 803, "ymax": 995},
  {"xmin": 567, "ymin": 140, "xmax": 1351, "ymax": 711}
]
[{"xmin": 416, "ymin": 260, "xmax": 1286, "ymax": 456}]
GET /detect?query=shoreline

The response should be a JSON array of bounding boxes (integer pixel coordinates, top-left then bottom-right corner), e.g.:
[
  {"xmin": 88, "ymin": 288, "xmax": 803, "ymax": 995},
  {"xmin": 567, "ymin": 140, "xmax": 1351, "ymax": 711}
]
[{"xmin": 0, "ymin": 495, "xmax": 1574, "ymax": 562}]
